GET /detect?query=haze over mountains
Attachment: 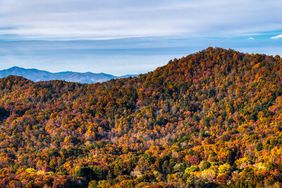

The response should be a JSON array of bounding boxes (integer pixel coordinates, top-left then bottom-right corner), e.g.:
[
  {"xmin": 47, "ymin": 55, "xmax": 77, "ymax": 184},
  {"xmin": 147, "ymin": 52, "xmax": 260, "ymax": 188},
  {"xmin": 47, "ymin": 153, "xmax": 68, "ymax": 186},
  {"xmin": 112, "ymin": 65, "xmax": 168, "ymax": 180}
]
[{"xmin": 0, "ymin": 66, "xmax": 135, "ymax": 84}]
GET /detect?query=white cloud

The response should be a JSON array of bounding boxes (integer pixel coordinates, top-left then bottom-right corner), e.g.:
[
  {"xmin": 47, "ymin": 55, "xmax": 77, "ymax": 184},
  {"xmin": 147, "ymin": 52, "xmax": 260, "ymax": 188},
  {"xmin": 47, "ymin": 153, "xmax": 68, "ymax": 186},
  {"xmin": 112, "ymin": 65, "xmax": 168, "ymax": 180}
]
[
  {"xmin": 0, "ymin": 0, "xmax": 281, "ymax": 39},
  {"xmin": 271, "ymin": 34, "xmax": 282, "ymax": 39}
]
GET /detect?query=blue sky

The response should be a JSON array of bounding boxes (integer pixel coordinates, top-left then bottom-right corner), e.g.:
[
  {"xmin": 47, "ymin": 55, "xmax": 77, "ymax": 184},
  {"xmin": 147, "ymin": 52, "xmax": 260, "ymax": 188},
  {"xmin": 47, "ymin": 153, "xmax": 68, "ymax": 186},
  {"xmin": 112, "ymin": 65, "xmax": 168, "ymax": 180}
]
[{"xmin": 0, "ymin": 0, "xmax": 282, "ymax": 75}]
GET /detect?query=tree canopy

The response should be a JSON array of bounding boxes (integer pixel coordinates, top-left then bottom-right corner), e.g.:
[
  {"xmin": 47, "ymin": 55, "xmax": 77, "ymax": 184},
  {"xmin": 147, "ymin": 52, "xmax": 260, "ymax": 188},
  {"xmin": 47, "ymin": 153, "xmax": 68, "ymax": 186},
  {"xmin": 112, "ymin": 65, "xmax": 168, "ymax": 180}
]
[{"xmin": 0, "ymin": 47, "xmax": 281, "ymax": 187}]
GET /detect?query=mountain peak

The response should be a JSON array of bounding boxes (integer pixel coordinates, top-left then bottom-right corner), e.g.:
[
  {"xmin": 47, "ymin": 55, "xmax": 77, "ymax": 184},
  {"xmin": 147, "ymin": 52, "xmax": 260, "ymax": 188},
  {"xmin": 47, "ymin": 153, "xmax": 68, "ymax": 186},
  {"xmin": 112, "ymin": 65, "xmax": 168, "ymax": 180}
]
[
  {"xmin": 8, "ymin": 66, "xmax": 24, "ymax": 70},
  {"xmin": 198, "ymin": 47, "xmax": 241, "ymax": 55}
]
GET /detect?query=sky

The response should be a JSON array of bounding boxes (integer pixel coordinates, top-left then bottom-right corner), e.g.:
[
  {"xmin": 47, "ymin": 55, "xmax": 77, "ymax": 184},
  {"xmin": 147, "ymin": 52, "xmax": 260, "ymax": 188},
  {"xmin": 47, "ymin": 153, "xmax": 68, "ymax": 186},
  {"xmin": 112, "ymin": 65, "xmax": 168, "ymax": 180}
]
[{"xmin": 0, "ymin": 0, "xmax": 282, "ymax": 75}]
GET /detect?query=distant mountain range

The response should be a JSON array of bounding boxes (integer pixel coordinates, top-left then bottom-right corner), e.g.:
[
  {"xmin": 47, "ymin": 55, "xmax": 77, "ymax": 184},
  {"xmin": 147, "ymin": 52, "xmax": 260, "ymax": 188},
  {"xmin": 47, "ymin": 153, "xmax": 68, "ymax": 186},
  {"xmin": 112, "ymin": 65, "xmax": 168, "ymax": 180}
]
[{"xmin": 0, "ymin": 67, "xmax": 136, "ymax": 83}]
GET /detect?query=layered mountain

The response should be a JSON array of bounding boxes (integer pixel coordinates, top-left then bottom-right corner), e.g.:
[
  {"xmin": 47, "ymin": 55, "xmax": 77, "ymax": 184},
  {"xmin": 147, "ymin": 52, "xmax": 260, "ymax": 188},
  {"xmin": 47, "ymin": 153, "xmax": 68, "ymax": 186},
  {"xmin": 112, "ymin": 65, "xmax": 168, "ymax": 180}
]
[
  {"xmin": 0, "ymin": 67, "xmax": 130, "ymax": 83},
  {"xmin": 0, "ymin": 48, "xmax": 281, "ymax": 187}
]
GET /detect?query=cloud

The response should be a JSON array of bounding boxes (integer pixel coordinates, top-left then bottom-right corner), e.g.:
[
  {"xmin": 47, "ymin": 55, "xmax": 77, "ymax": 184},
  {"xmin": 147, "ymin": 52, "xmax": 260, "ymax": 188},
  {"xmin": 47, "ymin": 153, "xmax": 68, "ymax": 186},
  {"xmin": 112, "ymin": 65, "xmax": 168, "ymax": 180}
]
[
  {"xmin": 0, "ymin": 0, "xmax": 281, "ymax": 39},
  {"xmin": 271, "ymin": 34, "xmax": 282, "ymax": 39}
]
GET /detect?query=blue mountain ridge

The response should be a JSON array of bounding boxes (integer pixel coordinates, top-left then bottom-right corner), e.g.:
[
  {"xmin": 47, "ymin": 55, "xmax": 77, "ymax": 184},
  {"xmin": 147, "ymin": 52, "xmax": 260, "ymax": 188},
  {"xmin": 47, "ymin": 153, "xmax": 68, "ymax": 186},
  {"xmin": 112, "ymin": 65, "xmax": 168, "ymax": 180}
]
[{"xmin": 0, "ymin": 67, "xmax": 136, "ymax": 84}]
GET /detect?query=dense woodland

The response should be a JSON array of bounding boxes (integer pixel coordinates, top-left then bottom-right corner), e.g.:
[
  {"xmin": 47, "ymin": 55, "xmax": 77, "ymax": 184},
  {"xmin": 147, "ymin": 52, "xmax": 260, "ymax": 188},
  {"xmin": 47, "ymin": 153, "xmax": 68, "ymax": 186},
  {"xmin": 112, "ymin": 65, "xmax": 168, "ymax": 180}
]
[{"xmin": 0, "ymin": 47, "xmax": 281, "ymax": 187}]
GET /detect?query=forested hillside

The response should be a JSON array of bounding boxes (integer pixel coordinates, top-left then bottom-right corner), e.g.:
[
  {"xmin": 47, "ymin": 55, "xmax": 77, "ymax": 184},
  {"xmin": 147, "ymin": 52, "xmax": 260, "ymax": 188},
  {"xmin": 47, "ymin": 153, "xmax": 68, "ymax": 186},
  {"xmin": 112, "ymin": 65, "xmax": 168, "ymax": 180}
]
[{"xmin": 0, "ymin": 47, "xmax": 281, "ymax": 187}]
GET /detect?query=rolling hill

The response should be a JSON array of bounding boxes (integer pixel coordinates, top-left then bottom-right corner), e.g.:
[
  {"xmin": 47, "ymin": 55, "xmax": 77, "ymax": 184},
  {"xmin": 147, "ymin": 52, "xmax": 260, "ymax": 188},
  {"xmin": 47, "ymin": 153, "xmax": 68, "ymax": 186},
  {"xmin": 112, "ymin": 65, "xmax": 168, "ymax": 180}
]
[{"xmin": 0, "ymin": 47, "xmax": 281, "ymax": 187}]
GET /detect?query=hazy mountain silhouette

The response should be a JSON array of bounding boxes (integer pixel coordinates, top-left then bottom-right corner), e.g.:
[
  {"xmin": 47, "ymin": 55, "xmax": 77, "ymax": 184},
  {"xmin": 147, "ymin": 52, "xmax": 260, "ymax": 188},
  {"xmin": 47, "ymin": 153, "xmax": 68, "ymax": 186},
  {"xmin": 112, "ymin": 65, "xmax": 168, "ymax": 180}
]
[{"xmin": 0, "ymin": 66, "xmax": 136, "ymax": 83}]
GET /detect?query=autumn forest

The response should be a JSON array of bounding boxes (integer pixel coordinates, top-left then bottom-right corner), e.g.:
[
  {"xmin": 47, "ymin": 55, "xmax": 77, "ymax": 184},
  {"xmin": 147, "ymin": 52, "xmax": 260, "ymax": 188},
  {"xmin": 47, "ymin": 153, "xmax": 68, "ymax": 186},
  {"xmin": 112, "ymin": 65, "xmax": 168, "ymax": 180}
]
[{"xmin": 0, "ymin": 48, "xmax": 281, "ymax": 187}]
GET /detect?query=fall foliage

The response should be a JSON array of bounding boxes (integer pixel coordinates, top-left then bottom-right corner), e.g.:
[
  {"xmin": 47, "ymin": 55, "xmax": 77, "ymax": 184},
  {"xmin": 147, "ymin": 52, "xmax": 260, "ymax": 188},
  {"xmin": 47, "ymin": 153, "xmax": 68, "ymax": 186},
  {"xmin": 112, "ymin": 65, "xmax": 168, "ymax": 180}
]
[{"xmin": 0, "ymin": 47, "xmax": 281, "ymax": 187}]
